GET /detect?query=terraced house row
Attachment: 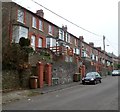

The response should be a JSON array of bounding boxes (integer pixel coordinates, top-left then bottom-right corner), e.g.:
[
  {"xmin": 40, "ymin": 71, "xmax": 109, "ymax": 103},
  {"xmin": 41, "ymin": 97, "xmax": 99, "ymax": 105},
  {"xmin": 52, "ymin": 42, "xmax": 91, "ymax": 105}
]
[{"xmin": 2, "ymin": 2, "xmax": 113, "ymax": 88}]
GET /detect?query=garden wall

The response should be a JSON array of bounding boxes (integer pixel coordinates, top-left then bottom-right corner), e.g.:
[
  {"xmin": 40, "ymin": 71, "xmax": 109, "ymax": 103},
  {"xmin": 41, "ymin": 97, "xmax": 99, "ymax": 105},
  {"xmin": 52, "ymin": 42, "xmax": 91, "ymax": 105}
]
[{"xmin": 52, "ymin": 61, "xmax": 78, "ymax": 85}]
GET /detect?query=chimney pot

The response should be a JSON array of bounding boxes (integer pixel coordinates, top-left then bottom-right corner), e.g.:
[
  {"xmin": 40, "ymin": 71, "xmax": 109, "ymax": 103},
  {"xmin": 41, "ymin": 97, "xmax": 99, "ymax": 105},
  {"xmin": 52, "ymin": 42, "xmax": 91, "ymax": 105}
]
[
  {"xmin": 36, "ymin": 9, "xmax": 44, "ymax": 18},
  {"xmin": 89, "ymin": 42, "xmax": 94, "ymax": 47},
  {"xmin": 62, "ymin": 25, "xmax": 67, "ymax": 31},
  {"xmin": 79, "ymin": 36, "xmax": 84, "ymax": 41},
  {"xmin": 96, "ymin": 47, "xmax": 101, "ymax": 51}
]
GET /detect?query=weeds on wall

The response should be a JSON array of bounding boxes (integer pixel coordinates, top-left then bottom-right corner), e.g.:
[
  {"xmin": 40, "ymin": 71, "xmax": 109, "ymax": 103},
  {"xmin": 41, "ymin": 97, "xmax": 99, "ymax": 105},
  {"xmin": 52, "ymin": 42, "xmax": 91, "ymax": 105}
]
[{"xmin": 2, "ymin": 37, "xmax": 33, "ymax": 70}]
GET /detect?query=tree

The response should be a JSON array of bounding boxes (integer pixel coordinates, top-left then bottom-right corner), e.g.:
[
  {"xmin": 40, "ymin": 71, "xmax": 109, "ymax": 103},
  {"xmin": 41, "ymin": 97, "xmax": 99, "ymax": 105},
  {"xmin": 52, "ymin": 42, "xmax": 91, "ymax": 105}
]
[
  {"xmin": 117, "ymin": 64, "xmax": 120, "ymax": 69},
  {"xmin": 19, "ymin": 37, "xmax": 30, "ymax": 47}
]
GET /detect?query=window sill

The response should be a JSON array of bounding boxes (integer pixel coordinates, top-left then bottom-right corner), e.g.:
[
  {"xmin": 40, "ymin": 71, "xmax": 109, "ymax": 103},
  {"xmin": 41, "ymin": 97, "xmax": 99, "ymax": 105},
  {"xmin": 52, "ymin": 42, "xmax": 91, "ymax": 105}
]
[
  {"xmin": 32, "ymin": 26, "xmax": 37, "ymax": 30},
  {"xmin": 17, "ymin": 20, "xmax": 25, "ymax": 24},
  {"xmin": 39, "ymin": 29, "xmax": 44, "ymax": 32},
  {"xmin": 48, "ymin": 33, "xmax": 53, "ymax": 36}
]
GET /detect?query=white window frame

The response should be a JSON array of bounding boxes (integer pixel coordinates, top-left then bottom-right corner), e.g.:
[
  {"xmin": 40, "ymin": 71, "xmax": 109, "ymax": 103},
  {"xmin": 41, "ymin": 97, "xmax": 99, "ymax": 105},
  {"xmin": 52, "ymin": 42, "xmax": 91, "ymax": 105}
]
[
  {"xmin": 32, "ymin": 16, "xmax": 37, "ymax": 28},
  {"xmin": 39, "ymin": 20, "xmax": 43, "ymax": 31},
  {"xmin": 38, "ymin": 37, "xmax": 42, "ymax": 48},
  {"xmin": 46, "ymin": 38, "xmax": 50, "ymax": 48},
  {"xmin": 96, "ymin": 56, "xmax": 98, "ymax": 61},
  {"xmin": 73, "ymin": 48, "xmax": 80, "ymax": 55},
  {"xmin": 66, "ymin": 33, "xmax": 70, "ymax": 43},
  {"xmin": 46, "ymin": 38, "xmax": 56, "ymax": 48},
  {"xmin": 107, "ymin": 61, "xmax": 110, "ymax": 66},
  {"xmin": 70, "ymin": 57, "xmax": 73, "ymax": 62},
  {"xmin": 76, "ymin": 48, "xmax": 80, "ymax": 55},
  {"xmin": 92, "ymin": 54, "xmax": 95, "ymax": 60},
  {"xmin": 12, "ymin": 25, "xmax": 28, "ymax": 43},
  {"xmin": 75, "ymin": 38, "xmax": 77, "ymax": 46},
  {"xmin": 17, "ymin": 9, "xmax": 24, "ymax": 23},
  {"xmin": 31, "ymin": 35, "xmax": 36, "ymax": 50},
  {"xmin": 59, "ymin": 29, "xmax": 64, "ymax": 41},
  {"xmin": 48, "ymin": 25, "xmax": 53, "ymax": 35},
  {"xmin": 82, "ymin": 51, "xmax": 87, "ymax": 57}
]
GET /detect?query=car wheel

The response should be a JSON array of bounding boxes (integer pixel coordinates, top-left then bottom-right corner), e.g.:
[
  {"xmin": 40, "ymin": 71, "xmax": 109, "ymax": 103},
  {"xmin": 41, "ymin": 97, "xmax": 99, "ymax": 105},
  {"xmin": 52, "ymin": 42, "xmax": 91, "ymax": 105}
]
[
  {"xmin": 82, "ymin": 82, "xmax": 85, "ymax": 85},
  {"xmin": 93, "ymin": 80, "xmax": 97, "ymax": 85},
  {"xmin": 99, "ymin": 80, "xmax": 101, "ymax": 83}
]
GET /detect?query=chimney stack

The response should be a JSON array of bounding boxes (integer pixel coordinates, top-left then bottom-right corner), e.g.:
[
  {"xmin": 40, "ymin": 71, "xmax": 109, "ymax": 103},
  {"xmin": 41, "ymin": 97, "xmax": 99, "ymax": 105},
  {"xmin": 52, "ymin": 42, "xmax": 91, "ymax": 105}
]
[
  {"xmin": 62, "ymin": 25, "xmax": 67, "ymax": 32},
  {"xmin": 36, "ymin": 9, "xmax": 44, "ymax": 18},
  {"xmin": 89, "ymin": 42, "xmax": 94, "ymax": 47},
  {"xmin": 79, "ymin": 36, "xmax": 84, "ymax": 41},
  {"xmin": 96, "ymin": 47, "xmax": 101, "ymax": 51}
]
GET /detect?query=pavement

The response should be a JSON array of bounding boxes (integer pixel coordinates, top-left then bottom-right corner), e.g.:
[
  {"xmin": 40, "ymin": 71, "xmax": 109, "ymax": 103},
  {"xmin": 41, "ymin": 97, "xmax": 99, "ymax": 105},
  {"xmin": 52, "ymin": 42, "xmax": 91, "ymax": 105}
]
[{"xmin": 2, "ymin": 81, "xmax": 81, "ymax": 105}]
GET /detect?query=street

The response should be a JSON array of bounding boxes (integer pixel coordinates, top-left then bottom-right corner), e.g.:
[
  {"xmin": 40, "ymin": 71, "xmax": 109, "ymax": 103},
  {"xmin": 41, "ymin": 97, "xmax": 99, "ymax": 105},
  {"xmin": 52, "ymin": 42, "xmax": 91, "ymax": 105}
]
[{"xmin": 3, "ymin": 76, "xmax": 118, "ymax": 110}]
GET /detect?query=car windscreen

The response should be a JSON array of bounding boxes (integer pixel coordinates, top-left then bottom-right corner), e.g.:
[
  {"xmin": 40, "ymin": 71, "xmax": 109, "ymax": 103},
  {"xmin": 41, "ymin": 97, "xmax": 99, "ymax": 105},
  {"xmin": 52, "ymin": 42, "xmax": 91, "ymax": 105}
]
[
  {"xmin": 112, "ymin": 70, "xmax": 119, "ymax": 73},
  {"xmin": 86, "ymin": 73, "xmax": 95, "ymax": 78}
]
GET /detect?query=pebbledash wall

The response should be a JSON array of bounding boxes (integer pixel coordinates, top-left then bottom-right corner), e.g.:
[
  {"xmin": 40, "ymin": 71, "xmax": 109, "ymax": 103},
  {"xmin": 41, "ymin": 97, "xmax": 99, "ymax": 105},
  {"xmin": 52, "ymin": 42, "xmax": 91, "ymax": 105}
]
[
  {"xmin": 2, "ymin": 56, "xmax": 78, "ymax": 91},
  {"xmin": 2, "ymin": 69, "xmax": 32, "ymax": 91},
  {"xmin": 29, "ymin": 53, "xmax": 78, "ymax": 85},
  {"xmin": 52, "ymin": 61, "xmax": 78, "ymax": 85},
  {"xmin": 2, "ymin": 70, "xmax": 21, "ymax": 91}
]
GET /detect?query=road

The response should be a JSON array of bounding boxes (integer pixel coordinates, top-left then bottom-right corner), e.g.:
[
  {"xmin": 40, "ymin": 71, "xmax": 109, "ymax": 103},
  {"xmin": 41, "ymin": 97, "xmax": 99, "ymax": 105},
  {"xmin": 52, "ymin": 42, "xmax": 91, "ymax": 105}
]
[{"xmin": 3, "ymin": 76, "xmax": 119, "ymax": 110}]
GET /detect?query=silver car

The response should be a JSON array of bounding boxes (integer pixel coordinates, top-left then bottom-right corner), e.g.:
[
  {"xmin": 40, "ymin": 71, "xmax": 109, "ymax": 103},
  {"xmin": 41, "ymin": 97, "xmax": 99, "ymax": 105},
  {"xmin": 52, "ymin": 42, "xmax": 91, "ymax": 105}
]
[{"xmin": 112, "ymin": 70, "xmax": 120, "ymax": 76}]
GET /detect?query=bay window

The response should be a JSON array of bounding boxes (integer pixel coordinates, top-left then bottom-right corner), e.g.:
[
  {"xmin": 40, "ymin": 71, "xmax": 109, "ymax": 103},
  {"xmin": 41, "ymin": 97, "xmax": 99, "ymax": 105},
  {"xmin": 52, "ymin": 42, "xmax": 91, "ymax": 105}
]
[
  {"xmin": 46, "ymin": 37, "xmax": 56, "ymax": 48},
  {"xmin": 12, "ymin": 25, "xmax": 28, "ymax": 43},
  {"xmin": 59, "ymin": 29, "xmax": 64, "ymax": 41},
  {"xmin": 66, "ymin": 33, "xmax": 70, "ymax": 43}
]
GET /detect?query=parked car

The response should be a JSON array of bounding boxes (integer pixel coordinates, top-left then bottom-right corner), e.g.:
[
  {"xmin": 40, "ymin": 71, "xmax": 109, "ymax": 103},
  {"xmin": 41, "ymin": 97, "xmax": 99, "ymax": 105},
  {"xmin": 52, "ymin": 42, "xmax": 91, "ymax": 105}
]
[
  {"xmin": 82, "ymin": 72, "xmax": 102, "ymax": 85},
  {"xmin": 112, "ymin": 70, "xmax": 120, "ymax": 76}
]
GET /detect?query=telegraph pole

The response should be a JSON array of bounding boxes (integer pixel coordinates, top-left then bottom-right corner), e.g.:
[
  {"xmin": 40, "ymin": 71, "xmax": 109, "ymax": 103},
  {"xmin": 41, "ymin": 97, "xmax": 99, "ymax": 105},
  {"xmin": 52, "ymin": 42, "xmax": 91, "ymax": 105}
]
[
  {"xmin": 103, "ymin": 35, "xmax": 105, "ymax": 54},
  {"xmin": 103, "ymin": 35, "xmax": 106, "ymax": 63},
  {"xmin": 103, "ymin": 35, "xmax": 106, "ymax": 76}
]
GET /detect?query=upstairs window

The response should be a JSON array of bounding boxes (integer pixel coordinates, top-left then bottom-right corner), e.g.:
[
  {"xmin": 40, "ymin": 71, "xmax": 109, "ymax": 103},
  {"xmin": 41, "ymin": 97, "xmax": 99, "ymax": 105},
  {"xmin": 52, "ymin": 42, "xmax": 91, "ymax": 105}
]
[
  {"xmin": 81, "ymin": 51, "xmax": 87, "ymax": 57},
  {"xmin": 17, "ymin": 9, "xmax": 25, "ymax": 23},
  {"xmin": 48, "ymin": 25, "xmax": 53, "ymax": 35},
  {"xmin": 66, "ymin": 33, "xmax": 70, "ymax": 43},
  {"xmin": 59, "ymin": 29, "xmax": 64, "ymax": 41},
  {"xmin": 91, "ymin": 54, "xmax": 95, "ymax": 60},
  {"xmin": 39, "ymin": 20, "xmax": 43, "ymax": 31},
  {"xmin": 73, "ymin": 48, "xmax": 80, "ymax": 55},
  {"xmin": 96, "ymin": 56, "xmax": 98, "ymax": 61},
  {"xmin": 32, "ymin": 16, "xmax": 37, "ymax": 28},
  {"xmin": 74, "ymin": 38, "xmax": 77, "ymax": 46},
  {"xmin": 46, "ymin": 37, "xmax": 56, "ymax": 48}
]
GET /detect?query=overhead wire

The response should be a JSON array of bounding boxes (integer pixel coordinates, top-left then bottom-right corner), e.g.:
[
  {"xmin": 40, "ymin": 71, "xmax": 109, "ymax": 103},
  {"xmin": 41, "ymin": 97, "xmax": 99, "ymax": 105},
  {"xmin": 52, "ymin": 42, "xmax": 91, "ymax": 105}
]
[
  {"xmin": 30, "ymin": 0, "xmax": 118, "ymax": 55},
  {"xmin": 31, "ymin": 0, "xmax": 102, "ymax": 37},
  {"xmin": 10, "ymin": 0, "xmax": 118, "ymax": 55}
]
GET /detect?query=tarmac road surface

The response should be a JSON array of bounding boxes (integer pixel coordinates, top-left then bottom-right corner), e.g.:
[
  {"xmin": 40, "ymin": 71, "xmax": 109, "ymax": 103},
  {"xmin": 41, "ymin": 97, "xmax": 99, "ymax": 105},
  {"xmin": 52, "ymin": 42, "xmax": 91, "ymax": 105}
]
[{"xmin": 3, "ymin": 76, "xmax": 119, "ymax": 110}]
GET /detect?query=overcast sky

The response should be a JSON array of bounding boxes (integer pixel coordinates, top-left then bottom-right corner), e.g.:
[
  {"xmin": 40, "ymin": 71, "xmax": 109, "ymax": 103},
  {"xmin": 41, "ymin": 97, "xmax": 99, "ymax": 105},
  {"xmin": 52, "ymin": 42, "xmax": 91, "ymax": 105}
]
[{"xmin": 13, "ymin": 0, "xmax": 119, "ymax": 56}]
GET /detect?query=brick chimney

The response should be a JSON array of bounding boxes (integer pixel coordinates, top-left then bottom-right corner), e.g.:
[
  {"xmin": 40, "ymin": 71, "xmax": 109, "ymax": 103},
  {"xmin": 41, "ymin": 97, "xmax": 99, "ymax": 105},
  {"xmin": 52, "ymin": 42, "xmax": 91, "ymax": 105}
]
[
  {"xmin": 62, "ymin": 25, "xmax": 67, "ymax": 32},
  {"xmin": 79, "ymin": 36, "xmax": 84, "ymax": 41},
  {"xmin": 89, "ymin": 42, "xmax": 94, "ymax": 47},
  {"xmin": 96, "ymin": 47, "xmax": 101, "ymax": 51},
  {"xmin": 36, "ymin": 9, "xmax": 44, "ymax": 18}
]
